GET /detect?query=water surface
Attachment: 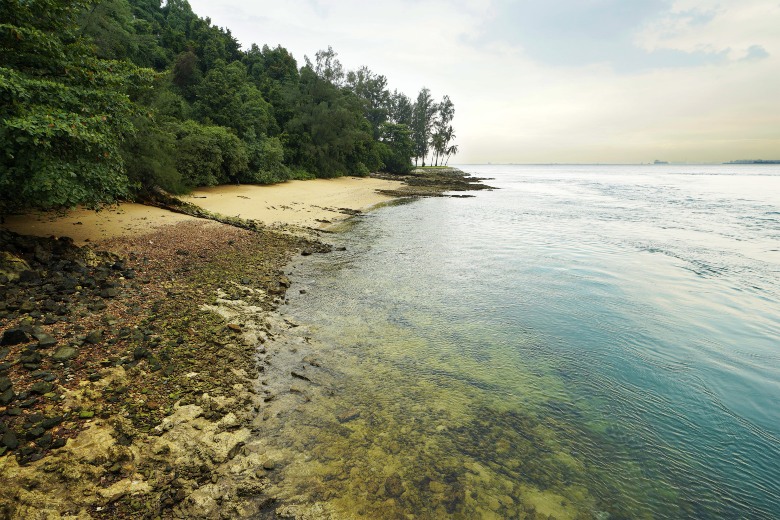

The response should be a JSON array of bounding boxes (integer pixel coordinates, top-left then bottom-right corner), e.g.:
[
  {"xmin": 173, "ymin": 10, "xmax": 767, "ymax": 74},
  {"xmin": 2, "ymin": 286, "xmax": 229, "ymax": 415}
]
[{"xmin": 262, "ymin": 164, "xmax": 780, "ymax": 519}]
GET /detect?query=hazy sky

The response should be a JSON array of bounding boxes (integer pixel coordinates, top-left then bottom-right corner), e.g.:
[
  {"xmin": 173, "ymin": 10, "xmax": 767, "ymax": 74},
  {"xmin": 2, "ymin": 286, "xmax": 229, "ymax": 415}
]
[{"xmin": 187, "ymin": 0, "xmax": 780, "ymax": 164}]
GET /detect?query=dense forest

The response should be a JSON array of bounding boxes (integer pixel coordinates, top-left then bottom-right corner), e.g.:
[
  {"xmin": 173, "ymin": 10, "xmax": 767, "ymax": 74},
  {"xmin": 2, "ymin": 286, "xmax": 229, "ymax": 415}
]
[{"xmin": 0, "ymin": 0, "xmax": 458, "ymax": 212}]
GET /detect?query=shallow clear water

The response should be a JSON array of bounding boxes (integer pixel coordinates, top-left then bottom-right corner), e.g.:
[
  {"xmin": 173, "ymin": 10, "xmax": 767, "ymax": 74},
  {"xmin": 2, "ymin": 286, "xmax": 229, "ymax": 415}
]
[{"xmin": 264, "ymin": 164, "xmax": 780, "ymax": 519}]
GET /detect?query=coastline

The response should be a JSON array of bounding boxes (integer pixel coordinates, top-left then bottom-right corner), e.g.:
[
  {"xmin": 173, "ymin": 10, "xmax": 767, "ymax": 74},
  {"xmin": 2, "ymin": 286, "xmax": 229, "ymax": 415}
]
[{"xmin": 0, "ymin": 168, "xmax": 488, "ymax": 518}]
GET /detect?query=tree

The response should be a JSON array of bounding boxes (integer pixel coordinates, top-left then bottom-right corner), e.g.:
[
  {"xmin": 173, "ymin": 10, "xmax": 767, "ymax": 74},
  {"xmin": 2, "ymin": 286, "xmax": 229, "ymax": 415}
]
[
  {"xmin": 172, "ymin": 120, "xmax": 248, "ymax": 186},
  {"xmin": 378, "ymin": 122, "xmax": 413, "ymax": 174},
  {"xmin": 284, "ymin": 66, "xmax": 377, "ymax": 178},
  {"xmin": 346, "ymin": 66, "xmax": 390, "ymax": 140},
  {"xmin": 410, "ymin": 87, "xmax": 437, "ymax": 166},
  {"xmin": 0, "ymin": 0, "xmax": 155, "ymax": 212},
  {"xmin": 304, "ymin": 46, "xmax": 344, "ymax": 86},
  {"xmin": 431, "ymin": 95, "xmax": 454, "ymax": 166},
  {"xmin": 389, "ymin": 90, "xmax": 413, "ymax": 126}
]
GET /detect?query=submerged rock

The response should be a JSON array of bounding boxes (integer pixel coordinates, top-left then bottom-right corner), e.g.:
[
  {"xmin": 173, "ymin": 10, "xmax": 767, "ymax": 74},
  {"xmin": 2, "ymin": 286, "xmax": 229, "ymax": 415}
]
[
  {"xmin": 336, "ymin": 409, "xmax": 361, "ymax": 424},
  {"xmin": 384, "ymin": 473, "xmax": 405, "ymax": 498}
]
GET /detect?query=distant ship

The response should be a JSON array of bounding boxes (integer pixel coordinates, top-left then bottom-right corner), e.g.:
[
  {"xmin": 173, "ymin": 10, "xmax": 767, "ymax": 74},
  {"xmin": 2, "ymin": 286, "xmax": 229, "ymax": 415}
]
[{"xmin": 654, "ymin": 160, "xmax": 669, "ymax": 165}]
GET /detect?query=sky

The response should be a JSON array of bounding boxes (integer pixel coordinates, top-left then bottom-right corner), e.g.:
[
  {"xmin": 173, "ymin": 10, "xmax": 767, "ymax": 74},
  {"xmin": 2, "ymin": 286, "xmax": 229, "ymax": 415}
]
[{"xmin": 187, "ymin": 0, "xmax": 780, "ymax": 164}]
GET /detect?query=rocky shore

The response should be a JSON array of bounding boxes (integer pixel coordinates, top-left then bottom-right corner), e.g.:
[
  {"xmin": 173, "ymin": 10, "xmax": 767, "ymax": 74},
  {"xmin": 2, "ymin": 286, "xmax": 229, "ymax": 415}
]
[{"xmin": 0, "ymin": 167, "xmax": 489, "ymax": 519}]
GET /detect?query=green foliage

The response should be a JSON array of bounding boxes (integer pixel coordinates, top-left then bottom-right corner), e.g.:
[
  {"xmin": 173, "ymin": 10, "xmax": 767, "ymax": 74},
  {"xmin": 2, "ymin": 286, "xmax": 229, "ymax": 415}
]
[
  {"xmin": 411, "ymin": 87, "xmax": 437, "ymax": 167},
  {"xmin": 171, "ymin": 120, "xmax": 248, "ymax": 187},
  {"xmin": 1, "ymin": 0, "xmax": 449, "ymax": 211},
  {"xmin": 0, "ymin": 0, "xmax": 155, "ymax": 212},
  {"xmin": 121, "ymin": 114, "xmax": 183, "ymax": 193},
  {"xmin": 379, "ymin": 123, "xmax": 414, "ymax": 174},
  {"xmin": 241, "ymin": 132, "xmax": 290, "ymax": 184}
]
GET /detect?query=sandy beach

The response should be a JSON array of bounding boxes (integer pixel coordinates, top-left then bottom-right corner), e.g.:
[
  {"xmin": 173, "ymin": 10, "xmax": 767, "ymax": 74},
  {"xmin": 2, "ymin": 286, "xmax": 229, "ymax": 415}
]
[
  {"xmin": 185, "ymin": 176, "xmax": 401, "ymax": 229},
  {"xmin": 2, "ymin": 177, "xmax": 402, "ymax": 245}
]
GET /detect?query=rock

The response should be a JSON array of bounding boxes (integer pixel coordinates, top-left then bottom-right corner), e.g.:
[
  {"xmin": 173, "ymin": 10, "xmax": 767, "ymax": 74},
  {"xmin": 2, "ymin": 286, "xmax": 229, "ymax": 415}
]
[
  {"xmin": 262, "ymin": 460, "xmax": 276, "ymax": 471},
  {"xmin": 0, "ymin": 348, "xmax": 8, "ymax": 360},
  {"xmin": 133, "ymin": 347, "xmax": 150, "ymax": 360},
  {"xmin": 302, "ymin": 356, "xmax": 322, "ymax": 367},
  {"xmin": 89, "ymin": 301, "xmax": 108, "ymax": 312},
  {"xmin": 0, "ymin": 388, "xmax": 15, "ymax": 405},
  {"xmin": 1, "ymin": 328, "xmax": 30, "ymax": 346},
  {"xmin": 336, "ymin": 409, "xmax": 361, "ymax": 424},
  {"xmin": 39, "ymin": 416, "xmax": 63, "ymax": 430},
  {"xmin": 30, "ymin": 370, "xmax": 56, "ymax": 382},
  {"xmin": 0, "ymin": 251, "xmax": 30, "ymax": 282},
  {"xmin": 1, "ymin": 431, "xmax": 18, "ymax": 450},
  {"xmin": 301, "ymin": 250, "xmax": 313, "ymax": 256},
  {"xmin": 101, "ymin": 288, "xmax": 119, "ymax": 298},
  {"xmin": 0, "ymin": 376, "xmax": 11, "ymax": 392},
  {"xmin": 19, "ymin": 352, "xmax": 42, "ymax": 365},
  {"xmin": 279, "ymin": 276, "xmax": 291, "ymax": 288},
  {"xmin": 227, "ymin": 323, "xmax": 242, "ymax": 332},
  {"xmin": 52, "ymin": 346, "xmax": 78, "ymax": 362},
  {"xmin": 33, "ymin": 332, "xmax": 57, "ymax": 348},
  {"xmin": 26, "ymin": 427, "xmax": 45, "ymax": 439},
  {"xmin": 29, "ymin": 381, "xmax": 53, "ymax": 395},
  {"xmin": 35, "ymin": 433, "xmax": 53, "ymax": 448},
  {"xmin": 384, "ymin": 473, "xmax": 405, "ymax": 498},
  {"xmin": 79, "ymin": 410, "xmax": 95, "ymax": 419},
  {"xmin": 291, "ymin": 370, "xmax": 311, "ymax": 382},
  {"xmin": 19, "ymin": 301, "xmax": 36, "ymax": 313},
  {"xmin": 85, "ymin": 330, "xmax": 102, "ymax": 344}
]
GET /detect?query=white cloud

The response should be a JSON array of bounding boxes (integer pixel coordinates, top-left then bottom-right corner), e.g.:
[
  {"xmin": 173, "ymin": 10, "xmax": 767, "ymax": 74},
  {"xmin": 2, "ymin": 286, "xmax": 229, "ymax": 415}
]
[{"xmin": 187, "ymin": 0, "xmax": 780, "ymax": 163}]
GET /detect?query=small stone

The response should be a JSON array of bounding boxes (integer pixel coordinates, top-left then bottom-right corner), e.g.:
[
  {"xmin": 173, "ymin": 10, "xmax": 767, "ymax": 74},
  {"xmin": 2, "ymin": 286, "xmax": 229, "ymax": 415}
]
[
  {"xmin": 103, "ymin": 288, "xmax": 119, "ymax": 298},
  {"xmin": 262, "ymin": 460, "xmax": 276, "ymax": 471},
  {"xmin": 0, "ymin": 377, "xmax": 11, "ymax": 392},
  {"xmin": 85, "ymin": 330, "xmax": 102, "ymax": 344},
  {"xmin": 40, "ymin": 416, "xmax": 64, "ymax": 430},
  {"xmin": 30, "ymin": 370, "xmax": 55, "ymax": 381},
  {"xmin": 33, "ymin": 333, "xmax": 57, "ymax": 348},
  {"xmin": 133, "ymin": 347, "xmax": 149, "ymax": 360},
  {"xmin": 336, "ymin": 409, "xmax": 361, "ymax": 424},
  {"xmin": 1, "ymin": 431, "xmax": 18, "ymax": 450},
  {"xmin": 79, "ymin": 410, "xmax": 95, "ymax": 419},
  {"xmin": 52, "ymin": 346, "xmax": 78, "ymax": 362},
  {"xmin": 291, "ymin": 370, "xmax": 311, "ymax": 382},
  {"xmin": 1, "ymin": 329, "xmax": 30, "ymax": 346},
  {"xmin": 0, "ymin": 388, "xmax": 14, "ymax": 406},
  {"xmin": 26, "ymin": 427, "xmax": 45, "ymax": 439},
  {"xmin": 227, "ymin": 323, "xmax": 242, "ymax": 332},
  {"xmin": 30, "ymin": 381, "xmax": 53, "ymax": 395},
  {"xmin": 35, "ymin": 433, "xmax": 53, "ymax": 449}
]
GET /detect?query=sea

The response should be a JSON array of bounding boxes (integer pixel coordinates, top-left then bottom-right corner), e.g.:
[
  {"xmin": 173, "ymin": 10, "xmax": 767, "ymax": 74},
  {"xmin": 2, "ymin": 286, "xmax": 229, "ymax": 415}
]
[{"xmin": 260, "ymin": 164, "xmax": 780, "ymax": 519}]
